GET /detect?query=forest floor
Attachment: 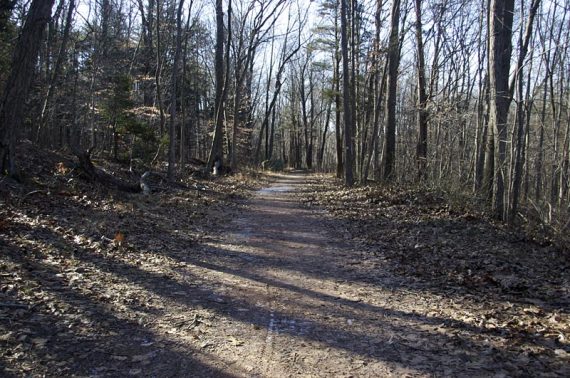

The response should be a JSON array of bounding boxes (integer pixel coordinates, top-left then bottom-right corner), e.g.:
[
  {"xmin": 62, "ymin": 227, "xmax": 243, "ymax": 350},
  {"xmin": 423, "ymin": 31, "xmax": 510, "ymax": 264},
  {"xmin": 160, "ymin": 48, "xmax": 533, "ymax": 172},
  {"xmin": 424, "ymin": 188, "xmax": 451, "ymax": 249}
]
[{"xmin": 1, "ymin": 146, "xmax": 569, "ymax": 377}]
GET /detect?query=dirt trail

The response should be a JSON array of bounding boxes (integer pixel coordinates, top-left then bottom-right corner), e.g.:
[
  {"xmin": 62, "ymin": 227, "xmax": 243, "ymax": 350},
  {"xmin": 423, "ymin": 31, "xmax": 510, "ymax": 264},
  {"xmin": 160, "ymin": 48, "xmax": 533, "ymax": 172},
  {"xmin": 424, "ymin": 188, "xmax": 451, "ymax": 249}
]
[
  {"xmin": 2, "ymin": 172, "xmax": 567, "ymax": 377},
  {"xmin": 188, "ymin": 172, "xmax": 563, "ymax": 377}
]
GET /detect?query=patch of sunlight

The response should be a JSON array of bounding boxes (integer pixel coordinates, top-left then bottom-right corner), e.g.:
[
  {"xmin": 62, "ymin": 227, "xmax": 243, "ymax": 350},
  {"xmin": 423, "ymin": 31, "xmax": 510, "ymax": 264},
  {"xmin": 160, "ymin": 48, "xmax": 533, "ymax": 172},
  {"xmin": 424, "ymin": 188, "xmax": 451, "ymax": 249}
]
[
  {"xmin": 258, "ymin": 185, "xmax": 294, "ymax": 194},
  {"xmin": 202, "ymin": 241, "xmax": 266, "ymax": 255}
]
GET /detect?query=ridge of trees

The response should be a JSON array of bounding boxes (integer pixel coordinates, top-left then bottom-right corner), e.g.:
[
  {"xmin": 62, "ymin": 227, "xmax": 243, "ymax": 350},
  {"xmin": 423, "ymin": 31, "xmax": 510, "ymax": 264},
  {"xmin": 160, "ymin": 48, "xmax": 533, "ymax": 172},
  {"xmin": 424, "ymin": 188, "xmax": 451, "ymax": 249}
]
[{"xmin": 0, "ymin": 0, "xmax": 568, "ymax": 232}]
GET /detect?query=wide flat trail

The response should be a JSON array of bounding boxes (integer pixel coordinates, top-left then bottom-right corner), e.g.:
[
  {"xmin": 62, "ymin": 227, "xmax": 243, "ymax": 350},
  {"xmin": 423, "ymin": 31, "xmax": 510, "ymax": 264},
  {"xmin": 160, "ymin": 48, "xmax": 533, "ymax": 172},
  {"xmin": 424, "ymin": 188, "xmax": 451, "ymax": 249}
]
[{"xmin": 184, "ymin": 172, "xmax": 544, "ymax": 377}]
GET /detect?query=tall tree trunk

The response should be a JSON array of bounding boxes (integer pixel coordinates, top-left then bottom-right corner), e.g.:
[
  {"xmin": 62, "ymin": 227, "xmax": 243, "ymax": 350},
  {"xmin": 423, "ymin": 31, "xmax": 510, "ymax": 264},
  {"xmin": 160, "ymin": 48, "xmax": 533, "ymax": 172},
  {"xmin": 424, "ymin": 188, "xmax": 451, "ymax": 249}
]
[
  {"xmin": 207, "ymin": 0, "xmax": 226, "ymax": 170},
  {"xmin": 488, "ymin": 0, "xmax": 515, "ymax": 220},
  {"xmin": 509, "ymin": 0, "xmax": 541, "ymax": 223},
  {"xmin": 414, "ymin": 0, "xmax": 428, "ymax": 181},
  {"xmin": 268, "ymin": 102, "xmax": 277, "ymax": 160},
  {"xmin": 306, "ymin": 70, "xmax": 315, "ymax": 169},
  {"xmin": 155, "ymin": 0, "xmax": 166, "ymax": 136},
  {"xmin": 363, "ymin": 0, "xmax": 385, "ymax": 182},
  {"xmin": 340, "ymin": 0, "xmax": 354, "ymax": 185},
  {"xmin": 535, "ymin": 74, "xmax": 548, "ymax": 201},
  {"xmin": 334, "ymin": 47, "xmax": 343, "ymax": 178},
  {"xmin": 231, "ymin": 74, "xmax": 243, "ymax": 168},
  {"xmin": 0, "ymin": 0, "xmax": 55, "ymax": 176},
  {"xmin": 317, "ymin": 93, "xmax": 333, "ymax": 171},
  {"xmin": 222, "ymin": 0, "xmax": 233, "ymax": 166},
  {"xmin": 558, "ymin": 94, "xmax": 569, "ymax": 207},
  {"xmin": 168, "ymin": 0, "xmax": 185, "ymax": 180},
  {"xmin": 382, "ymin": 0, "xmax": 401, "ymax": 181}
]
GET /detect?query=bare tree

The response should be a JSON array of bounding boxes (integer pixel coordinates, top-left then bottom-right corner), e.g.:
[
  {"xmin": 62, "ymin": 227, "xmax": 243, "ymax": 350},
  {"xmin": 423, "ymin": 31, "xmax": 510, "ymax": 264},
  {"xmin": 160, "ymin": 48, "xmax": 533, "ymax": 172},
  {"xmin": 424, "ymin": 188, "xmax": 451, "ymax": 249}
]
[
  {"xmin": 508, "ymin": 0, "xmax": 541, "ymax": 222},
  {"xmin": 488, "ymin": 0, "xmax": 514, "ymax": 220},
  {"xmin": 207, "ymin": 0, "xmax": 226, "ymax": 171},
  {"xmin": 168, "ymin": 0, "xmax": 186, "ymax": 180},
  {"xmin": 414, "ymin": 0, "xmax": 428, "ymax": 181},
  {"xmin": 381, "ymin": 0, "xmax": 401, "ymax": 181},
  {"xmin": 340, "ymin": 0, "xmax": 354, "ymax": 185},
  {"xmin": 36, "ymin": 0, "xmax": 75, "ymax": 144}
]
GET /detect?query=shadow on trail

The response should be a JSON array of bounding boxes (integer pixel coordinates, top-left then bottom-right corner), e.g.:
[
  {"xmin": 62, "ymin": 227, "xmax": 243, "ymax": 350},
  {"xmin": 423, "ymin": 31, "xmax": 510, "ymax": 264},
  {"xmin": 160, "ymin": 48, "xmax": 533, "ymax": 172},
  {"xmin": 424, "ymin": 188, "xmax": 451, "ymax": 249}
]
[
  {"xmin": 256, "ymin": 174, "xmax": 570, "ymax": 314},
  {"xmin": 2, "ymin": 172, "xmax": 566, "ymax": 376},
  {"xmin": 2, "ymin": 220, "xmax": 547, "ymax": 376},
  {"xmin": 0, "ymin": 234, "xmax": 241, "ymax": 377}
]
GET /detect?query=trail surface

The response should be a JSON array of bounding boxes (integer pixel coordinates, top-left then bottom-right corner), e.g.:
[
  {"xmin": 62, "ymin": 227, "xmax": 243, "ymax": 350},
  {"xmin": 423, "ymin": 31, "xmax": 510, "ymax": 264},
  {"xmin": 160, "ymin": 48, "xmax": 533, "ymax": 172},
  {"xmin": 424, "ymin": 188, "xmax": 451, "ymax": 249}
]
[{"xmin": 188, "ymin": 173, "xmax": 567, "ymax": 377}]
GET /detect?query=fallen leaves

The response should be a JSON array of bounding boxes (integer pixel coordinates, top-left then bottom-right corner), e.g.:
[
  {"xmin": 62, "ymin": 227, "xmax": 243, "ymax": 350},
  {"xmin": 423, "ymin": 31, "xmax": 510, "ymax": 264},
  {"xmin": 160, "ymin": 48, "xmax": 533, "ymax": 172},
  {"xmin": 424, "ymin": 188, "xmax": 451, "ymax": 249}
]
[
  {"xmin": 0, "ymin": 145, "xmax": 270, "ymax": 376},
  {"xmin": 228, "ymin": 336, "xmax": 245, "ymax": 346},
  {"xmin": 2, "ymin": 153, "xmax": 568, "ymax": 377},
  {"xmin": 294, "ymin": 175, "xmax": 570, "ymax": 374}
]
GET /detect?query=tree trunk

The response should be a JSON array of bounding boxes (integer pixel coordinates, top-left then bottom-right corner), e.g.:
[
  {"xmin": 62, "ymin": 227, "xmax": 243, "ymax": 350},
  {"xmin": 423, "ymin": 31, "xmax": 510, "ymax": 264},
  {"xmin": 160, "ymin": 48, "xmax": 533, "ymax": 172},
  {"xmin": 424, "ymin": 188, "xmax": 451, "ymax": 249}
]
[
  {"xmin": 334, "ymin": 48, "xmax": 343, "ymax": 178},
  {"xmin": 155, "ymin": 0, "xmax": 166, "ymax": 137},
  {"xmin": 0, "ymin": 0, "xmax": 56, "ymax": 176},
  {"xmin": 508, "ymin": 0, "xmax": 541, "ymax": 223},
  {"xmin": 363, "ymin": 1, "xmax": 385, "ymax": 182},
  {"xmin": 475, "ymin": 76, "xmax": 489, "ymax": 193},
  {"xmin": 382, "ymin": 0, "xmax": 401, "ymax": 181},
  {"xmin": 207, "ymin": 0, "xmax": 226, "ymax": 170},
  {"xmin": 340, "ymin": 0, "xmax": 354, "ymax": 185},
  {"xmin": 414, "ymin": 0, "xmax": 428, "ymax": 181},
  {"xmin": 317, "ymin": 94, "xmax": 333, "ymax": 171},
  {"xmin": 168, "ymin": 0, "xmax": 185, "ymax": 180},
  {"xmin": 488, "ymin": 0, "xmax": 514, "ymax": 220}
]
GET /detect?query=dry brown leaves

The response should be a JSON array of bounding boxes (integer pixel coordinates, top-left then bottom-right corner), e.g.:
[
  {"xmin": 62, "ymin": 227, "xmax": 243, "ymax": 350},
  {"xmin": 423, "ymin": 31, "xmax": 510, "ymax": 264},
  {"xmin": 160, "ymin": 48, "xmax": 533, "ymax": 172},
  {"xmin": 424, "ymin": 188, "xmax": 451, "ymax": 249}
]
[
  {"xmin": 296, "ymin": 175, "xmax": 569, "ymax": 374},
  {"xmin": 0, "ymin": 144, "xmax": 271, "ymax": 376}
]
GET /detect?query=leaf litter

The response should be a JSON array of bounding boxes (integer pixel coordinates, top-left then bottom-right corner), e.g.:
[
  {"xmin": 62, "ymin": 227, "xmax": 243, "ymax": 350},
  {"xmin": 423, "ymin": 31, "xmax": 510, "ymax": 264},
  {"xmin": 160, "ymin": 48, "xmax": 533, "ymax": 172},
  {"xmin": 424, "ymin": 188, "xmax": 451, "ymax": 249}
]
[
  {"xmin": 0, "ymin": 145, "xmax": 568, "ymax": 377},
  {"xmin": 295, "ymin": 175, "xmax": 569, "ymax": 376}
]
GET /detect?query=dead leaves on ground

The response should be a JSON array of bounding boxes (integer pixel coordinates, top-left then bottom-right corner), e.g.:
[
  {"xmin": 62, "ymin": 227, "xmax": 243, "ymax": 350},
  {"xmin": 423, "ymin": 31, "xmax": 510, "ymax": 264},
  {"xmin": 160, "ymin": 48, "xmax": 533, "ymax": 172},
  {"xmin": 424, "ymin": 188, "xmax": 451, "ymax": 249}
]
[
  {"xmin": 296, "ymin": 176, "xmax": 570, "ymax": 370},
  {"xmin": 0, "ymin": 147, "xmax": 270, "ymax": 376}
]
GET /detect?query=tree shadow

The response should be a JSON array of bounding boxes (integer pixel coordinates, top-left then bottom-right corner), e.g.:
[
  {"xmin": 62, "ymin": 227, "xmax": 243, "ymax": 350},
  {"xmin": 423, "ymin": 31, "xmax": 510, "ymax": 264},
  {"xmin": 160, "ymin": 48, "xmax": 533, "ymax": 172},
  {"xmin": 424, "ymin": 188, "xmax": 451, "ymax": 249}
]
[
  {"xmin": 2, "ymin": 174, "xmax": 568, "ymax": 376},
  {"xmin": 0, "ymin": 237, "xmax": 243, "ymax": 378}
]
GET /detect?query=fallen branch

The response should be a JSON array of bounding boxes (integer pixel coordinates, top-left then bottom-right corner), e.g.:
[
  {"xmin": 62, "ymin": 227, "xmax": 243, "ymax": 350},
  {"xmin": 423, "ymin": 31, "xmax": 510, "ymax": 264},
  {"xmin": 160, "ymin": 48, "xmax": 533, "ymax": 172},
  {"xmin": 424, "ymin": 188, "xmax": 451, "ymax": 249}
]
[{"xmin": 18, "ymin": 189, "xmax": 47, "ymax": 205}]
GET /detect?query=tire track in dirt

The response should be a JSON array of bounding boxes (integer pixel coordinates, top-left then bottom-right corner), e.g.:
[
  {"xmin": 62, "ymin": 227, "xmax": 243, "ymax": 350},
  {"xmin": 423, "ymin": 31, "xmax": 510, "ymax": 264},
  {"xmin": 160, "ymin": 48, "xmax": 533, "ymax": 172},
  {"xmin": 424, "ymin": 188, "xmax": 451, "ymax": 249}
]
[{"xmin": 219, "ymin": 173, "xmax": 321, "ymax": 376}]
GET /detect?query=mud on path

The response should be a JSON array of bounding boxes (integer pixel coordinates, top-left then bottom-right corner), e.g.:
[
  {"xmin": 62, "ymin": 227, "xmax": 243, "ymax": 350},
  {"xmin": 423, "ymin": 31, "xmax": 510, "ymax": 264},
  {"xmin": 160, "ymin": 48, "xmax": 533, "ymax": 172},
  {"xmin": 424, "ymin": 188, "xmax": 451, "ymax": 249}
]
[{"xmin": 1, "ymin": 171, "xmax": 568, "ymax": 377}]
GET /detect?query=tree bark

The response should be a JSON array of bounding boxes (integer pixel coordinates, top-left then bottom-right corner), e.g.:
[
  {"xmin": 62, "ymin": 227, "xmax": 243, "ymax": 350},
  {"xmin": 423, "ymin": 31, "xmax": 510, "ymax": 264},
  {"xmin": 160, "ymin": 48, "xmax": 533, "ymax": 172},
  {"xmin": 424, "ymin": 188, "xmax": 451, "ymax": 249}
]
[
  {"xmin": 363, "ymin": 0, "xmax": 385, "ymax": 182},
  {"xmin": 334, "ymin": 40, "xmax": 343, "ymax": 179},
  {"xmin": 509, "ymin": 0, "xmax": 541, "ymax": 223},
  {"xmin": 382, "ymin": 0, "xmax": 401, "ymax": 181},
  {"xmin": 168, "ymin": 0, "xmax": 185, "ymax": 180},
  {"xmin": 488, "ymin": 0, "xmax": 514, "ymax": 220},
  {"xmin": 0, "ymin": 0, "xmax": 56, "ymax": 176},
  {"xmin": 207, "ymin": 0, "xmax": 226, "ymax": 170},
  {"xmin": 317, "ymin": 93, "xmax": 333, "ymax": 171},
  {"xmin": 414, "ymin": 0, "xmax": 428, "ymax": 181},
  {"xmin": 155, "ymin": 0, "xmax": 166, "ymax": 137},
  {"xmin": 340, "ymin": 0, "xmax": 354, "ymax": 185}
]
